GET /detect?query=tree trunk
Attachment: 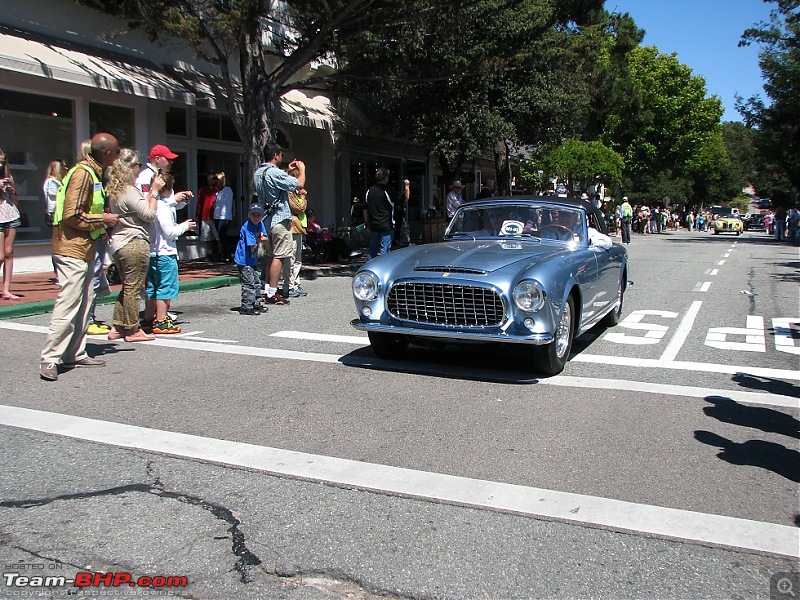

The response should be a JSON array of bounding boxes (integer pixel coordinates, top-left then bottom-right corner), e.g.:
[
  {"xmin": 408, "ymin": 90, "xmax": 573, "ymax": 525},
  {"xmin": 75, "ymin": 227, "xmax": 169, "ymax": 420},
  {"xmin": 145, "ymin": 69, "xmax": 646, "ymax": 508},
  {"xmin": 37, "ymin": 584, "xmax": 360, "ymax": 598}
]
[
  {"xmin": 239, "ymin": 23, "xmax": 275, "ymax": 201},
  {"xmin": 494, "ymin": 140, "xmax": 512, "ymax": 196}
]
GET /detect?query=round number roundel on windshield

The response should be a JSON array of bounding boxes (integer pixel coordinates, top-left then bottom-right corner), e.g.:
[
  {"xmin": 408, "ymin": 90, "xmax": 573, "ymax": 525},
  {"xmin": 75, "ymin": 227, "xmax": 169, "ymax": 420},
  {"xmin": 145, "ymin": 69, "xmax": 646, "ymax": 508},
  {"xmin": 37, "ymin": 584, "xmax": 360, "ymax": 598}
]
[{"xmin": 500, "ymin": 220, "xmax": 524, "ymax": 236}]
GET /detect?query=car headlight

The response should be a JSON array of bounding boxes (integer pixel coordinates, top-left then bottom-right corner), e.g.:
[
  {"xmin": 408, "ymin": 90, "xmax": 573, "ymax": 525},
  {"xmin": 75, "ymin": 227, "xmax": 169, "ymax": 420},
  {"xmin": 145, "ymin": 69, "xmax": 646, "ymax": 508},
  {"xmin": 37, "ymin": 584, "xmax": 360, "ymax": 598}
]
[
  {"xmin": 513, "ymin": 280, "xmax": 545, "ymax": 312},
  {"xmin": 353, "ymin": 271, "xmax": 379, "ymax": 301}
]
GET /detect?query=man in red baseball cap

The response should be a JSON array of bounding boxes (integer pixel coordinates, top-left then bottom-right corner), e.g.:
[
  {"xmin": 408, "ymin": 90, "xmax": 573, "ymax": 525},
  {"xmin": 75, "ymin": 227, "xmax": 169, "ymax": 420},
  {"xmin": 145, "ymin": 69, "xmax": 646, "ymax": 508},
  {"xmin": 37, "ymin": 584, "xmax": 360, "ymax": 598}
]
[
  {"xmin": 135, "ymin": 144, "xmax": 179, "ymax": 195},
  {"xmin": 148, "ymin": 144, "xmax": 178, "ymax": 160}
]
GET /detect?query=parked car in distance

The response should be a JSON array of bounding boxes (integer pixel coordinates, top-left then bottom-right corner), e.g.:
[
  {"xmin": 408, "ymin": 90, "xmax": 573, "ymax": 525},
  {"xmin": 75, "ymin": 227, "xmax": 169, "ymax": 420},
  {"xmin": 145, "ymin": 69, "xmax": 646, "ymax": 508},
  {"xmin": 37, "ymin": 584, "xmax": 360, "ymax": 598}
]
[
  {"xmin": 741, "ymin": 213, "xmax": 765, "ymax": 230},
  {"xmin": 758, "ymin": 198, "xmax": 771, "ymax": 210},
  {"xmin": 351, "ymin": 196, "xmax": 629, "ymax": 376}
]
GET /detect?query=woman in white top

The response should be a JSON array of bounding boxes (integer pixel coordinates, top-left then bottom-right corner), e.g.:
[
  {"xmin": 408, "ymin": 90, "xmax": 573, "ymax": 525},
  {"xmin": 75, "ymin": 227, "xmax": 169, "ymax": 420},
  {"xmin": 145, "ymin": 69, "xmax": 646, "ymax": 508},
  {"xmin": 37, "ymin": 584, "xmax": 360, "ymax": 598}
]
[
  {"xmin": 212, "ymin": 171, "xmax": 234, "ymax": 261},
  {"xmin": 42, "ymin": 159, "xmax": 68, "ymax": 281},
  {"xmin": 0, "ymin": 149, "xmax": 21, "ymax": 300},
  {"xmin": 43, "ymin": 159, "xmax": 67, "ymax": 225}
]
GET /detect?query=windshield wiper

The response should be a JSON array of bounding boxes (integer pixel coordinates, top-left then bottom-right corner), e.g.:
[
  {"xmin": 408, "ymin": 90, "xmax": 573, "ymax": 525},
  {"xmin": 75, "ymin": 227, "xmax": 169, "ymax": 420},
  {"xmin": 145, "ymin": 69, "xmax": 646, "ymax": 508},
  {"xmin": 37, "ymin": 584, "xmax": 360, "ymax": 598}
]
[{"xmin": 447, "ymin": 232, "xmax": 477, "ymax": 241}]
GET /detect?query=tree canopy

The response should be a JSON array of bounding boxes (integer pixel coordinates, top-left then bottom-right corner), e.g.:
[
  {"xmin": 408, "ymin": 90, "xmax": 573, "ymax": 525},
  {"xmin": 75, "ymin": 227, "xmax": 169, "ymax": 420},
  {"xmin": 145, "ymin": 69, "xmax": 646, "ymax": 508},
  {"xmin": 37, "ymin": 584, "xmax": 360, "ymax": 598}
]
[
  {"xmin": 738, "ymin": 0, "xmax": 800, "ymax": 205},
  {"xmin": 598, "ymin": 45, "xmax": 726, "ymax": 205}
]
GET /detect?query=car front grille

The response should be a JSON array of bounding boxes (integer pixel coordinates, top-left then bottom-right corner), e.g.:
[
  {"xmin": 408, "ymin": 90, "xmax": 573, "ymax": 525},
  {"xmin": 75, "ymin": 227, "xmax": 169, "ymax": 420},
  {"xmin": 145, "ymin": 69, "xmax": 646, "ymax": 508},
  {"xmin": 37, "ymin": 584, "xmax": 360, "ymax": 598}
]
[{"xmin": 387, "ymin": 282, "xmax": 505, "ymax": 327}]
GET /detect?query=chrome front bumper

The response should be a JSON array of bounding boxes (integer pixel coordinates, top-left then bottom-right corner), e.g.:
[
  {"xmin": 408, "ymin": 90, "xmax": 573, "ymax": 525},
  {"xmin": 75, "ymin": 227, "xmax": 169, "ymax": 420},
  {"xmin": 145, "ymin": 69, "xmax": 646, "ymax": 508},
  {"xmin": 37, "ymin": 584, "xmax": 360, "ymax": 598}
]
[{"xmin": 350, "ymin": 319, "xmax": 554, "ymax": 345}]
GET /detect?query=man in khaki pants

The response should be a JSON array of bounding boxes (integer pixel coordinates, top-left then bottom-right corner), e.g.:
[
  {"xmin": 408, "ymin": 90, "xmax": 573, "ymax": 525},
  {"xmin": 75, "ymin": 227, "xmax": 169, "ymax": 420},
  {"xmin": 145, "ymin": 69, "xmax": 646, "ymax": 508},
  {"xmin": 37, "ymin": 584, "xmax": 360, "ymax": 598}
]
[{"xmin": 39, "ymin": 133, "xmax": 120, "ymax": 381}]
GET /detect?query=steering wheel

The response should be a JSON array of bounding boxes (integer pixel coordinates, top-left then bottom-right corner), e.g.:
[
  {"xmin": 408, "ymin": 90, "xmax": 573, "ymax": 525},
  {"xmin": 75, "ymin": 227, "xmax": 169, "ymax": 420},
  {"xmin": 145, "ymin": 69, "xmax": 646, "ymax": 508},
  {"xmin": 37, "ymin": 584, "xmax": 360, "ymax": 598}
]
[{"xmin": 538, "ymin": 224, "xmax": 575, "ymax": 241}]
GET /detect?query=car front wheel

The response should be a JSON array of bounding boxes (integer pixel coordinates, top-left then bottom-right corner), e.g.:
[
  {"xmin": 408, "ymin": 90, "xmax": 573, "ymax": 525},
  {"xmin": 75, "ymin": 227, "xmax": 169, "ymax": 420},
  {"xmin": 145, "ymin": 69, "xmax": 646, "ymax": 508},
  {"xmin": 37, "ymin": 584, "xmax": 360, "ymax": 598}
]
[
  {"xmin": 532, "ymin": 295, "xmax": 574, "ymax": 376},
  {"xmin": 368, "ymin": 331, "xmax": 410, "ymax": 359}
]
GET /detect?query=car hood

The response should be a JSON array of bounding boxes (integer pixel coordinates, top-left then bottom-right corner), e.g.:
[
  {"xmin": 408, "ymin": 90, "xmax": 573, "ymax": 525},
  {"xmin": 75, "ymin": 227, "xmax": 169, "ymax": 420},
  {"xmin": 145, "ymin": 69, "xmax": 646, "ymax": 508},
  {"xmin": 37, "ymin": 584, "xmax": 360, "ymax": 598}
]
[{"xmin": 375, "ymin": 240, "xmax": 575, "ymax": 275}]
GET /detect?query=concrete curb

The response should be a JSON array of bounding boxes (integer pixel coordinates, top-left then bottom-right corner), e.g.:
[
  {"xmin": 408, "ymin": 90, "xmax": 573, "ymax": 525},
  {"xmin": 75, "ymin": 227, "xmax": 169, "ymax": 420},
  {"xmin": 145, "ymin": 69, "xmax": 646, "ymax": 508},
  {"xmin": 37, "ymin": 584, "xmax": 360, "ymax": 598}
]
[
  {"xmin": 0, "ymin": 263, "xmax": 359, "ymax": 320},
  {"xmin": 0, "ymin": 275, "xmax": 239, "ymax": 321}
]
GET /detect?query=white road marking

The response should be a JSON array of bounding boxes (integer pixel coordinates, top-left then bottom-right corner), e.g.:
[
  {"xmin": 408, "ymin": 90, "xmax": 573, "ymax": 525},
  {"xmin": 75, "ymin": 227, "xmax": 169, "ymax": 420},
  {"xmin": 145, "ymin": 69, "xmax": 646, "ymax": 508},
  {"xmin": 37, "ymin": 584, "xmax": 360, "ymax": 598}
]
[
  {"xmin": 692, "ymin": 282, "xmax": 712, "ymax": 292},
  {"xmin": 717, "ymin": 260, "xmax": 726, "ymax": 265},
  {"xmin": 710, "ymin": 269, "xmax": 719, "ymax": 276},
  {"xmin": 171, "ymin": 331, "xmax": 239, "ymax": 343},
  {"xmin": 773, "ymin": 318, "xmax": 800, "ymax": 356},
  {"xmin": 0, "ymin": 405, "xmax": 796, "ymax": 559},
  {"xmin": 660, "ymin": 300, "xmax": 703, "ymax": 363},
  {"xmin": 706, "ymin": 316, "xmax": 766, "ymax": 352},
  {"xmin": 603, "ymin": 310, "xmax": 677, "ymax": 345},
  {"xmin": 570, "ymin": 353, "xmax": 800, "ymax": 384},
  {"xmin": 2, "ymin": 321, "xmax": 797, "ymax": 402},
  {"xmin": 271, "ymin": 330, "xmax": 368, "ymax": 344},
  {"xmin": 724, "ymin": 253, "xmax": 731, "ymax": 258}
]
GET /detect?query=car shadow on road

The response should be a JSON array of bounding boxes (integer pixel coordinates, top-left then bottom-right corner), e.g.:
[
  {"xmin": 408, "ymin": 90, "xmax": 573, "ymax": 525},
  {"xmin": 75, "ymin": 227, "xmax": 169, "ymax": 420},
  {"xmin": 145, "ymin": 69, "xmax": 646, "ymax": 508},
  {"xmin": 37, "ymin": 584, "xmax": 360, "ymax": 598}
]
[{"xmin": 339, "ymin": 343, "xmax": 545, "ymax": 384}]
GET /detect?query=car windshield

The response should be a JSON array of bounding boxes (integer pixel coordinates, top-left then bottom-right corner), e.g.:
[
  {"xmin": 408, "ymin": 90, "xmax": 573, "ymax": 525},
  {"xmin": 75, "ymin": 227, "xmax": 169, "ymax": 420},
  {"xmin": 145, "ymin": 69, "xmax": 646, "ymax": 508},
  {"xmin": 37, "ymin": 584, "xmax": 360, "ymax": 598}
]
[
  {"xmin": 445, "ymin": 202, "xmax": 586, "ymax": 244},
  {"xmin": 710, "ymin": 207, "xmax": 734, "ymax": 218}
]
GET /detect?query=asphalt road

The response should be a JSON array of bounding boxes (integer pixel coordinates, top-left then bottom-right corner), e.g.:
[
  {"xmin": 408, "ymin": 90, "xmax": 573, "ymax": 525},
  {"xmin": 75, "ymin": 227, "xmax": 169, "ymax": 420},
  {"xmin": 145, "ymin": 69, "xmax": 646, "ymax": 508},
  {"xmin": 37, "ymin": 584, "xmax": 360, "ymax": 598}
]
[{"xmin": 1, "ymin": 227, "xmax": 798, "ymax": 599}]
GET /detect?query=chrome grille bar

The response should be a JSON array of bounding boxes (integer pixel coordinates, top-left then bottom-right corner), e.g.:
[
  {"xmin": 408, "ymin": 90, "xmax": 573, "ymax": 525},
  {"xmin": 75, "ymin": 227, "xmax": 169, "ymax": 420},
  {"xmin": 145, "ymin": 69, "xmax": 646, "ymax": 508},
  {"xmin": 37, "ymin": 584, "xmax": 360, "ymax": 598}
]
[{"xmin": 387, "ymin": 282, "xmax": 504, "ymax": 326}]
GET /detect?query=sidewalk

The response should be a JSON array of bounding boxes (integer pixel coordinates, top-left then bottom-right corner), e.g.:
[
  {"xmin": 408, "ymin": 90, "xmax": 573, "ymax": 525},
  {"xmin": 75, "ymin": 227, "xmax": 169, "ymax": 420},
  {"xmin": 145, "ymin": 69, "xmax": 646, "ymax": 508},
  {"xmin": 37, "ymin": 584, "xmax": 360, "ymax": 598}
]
[{"xmin": 0, "ymin": 257, "xmax": 363, "ymax": 320}]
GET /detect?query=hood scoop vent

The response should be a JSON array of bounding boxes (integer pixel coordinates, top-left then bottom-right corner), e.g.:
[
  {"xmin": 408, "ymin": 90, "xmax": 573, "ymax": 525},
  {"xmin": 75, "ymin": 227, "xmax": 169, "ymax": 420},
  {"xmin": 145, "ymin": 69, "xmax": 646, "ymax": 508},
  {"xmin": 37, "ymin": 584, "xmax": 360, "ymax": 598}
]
[{"xmin": 414, "ymin": 266, "xmax": 487, "ymax": 275}]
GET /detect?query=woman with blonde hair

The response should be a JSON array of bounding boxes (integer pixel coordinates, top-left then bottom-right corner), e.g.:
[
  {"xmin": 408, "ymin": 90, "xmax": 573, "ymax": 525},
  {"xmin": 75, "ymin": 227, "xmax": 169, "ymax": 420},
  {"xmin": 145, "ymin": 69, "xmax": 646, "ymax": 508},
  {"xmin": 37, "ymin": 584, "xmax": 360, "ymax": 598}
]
[
  {"xmin": 43, "ymin": 159, "xmax": 69, "ymax": 282},
  {"xmin": 43, "ymin": 159, "xmax": 68, "ymax": 227},
  {"xmin": 0, "ymin": 148, "xmax": 21, "ymax": 300},
  {"xmin": 106, "ymin": 149, "xmax": 162, "ymax": 342}
]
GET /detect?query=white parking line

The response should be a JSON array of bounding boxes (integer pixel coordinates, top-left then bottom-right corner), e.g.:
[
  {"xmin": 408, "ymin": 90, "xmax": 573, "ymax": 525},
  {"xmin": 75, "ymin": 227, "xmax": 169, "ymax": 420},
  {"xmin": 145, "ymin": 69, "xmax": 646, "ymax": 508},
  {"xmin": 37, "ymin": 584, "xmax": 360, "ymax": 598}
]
[
  {"xmin": 271, "ymin": 330, "xmax": 368, "ymax": 344},
  {"xmin": 0, "ymin": 405, "xmax": 795, "ymax": 558},
  {"xmin": 692, "ymin": 282, "xmax": 712, "ymax": 292},
  {"xmin": 660, "ymin": 300, "xmax": 703, "ymax": 363}
]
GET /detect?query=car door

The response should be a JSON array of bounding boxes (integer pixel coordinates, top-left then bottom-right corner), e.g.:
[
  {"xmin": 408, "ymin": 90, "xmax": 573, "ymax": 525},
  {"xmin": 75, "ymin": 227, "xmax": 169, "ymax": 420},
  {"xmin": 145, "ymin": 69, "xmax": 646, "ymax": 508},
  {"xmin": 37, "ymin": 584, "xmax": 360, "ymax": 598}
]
[{"xmin": 587, "ymin": 211, "xmax": 620, "ymax": 317}]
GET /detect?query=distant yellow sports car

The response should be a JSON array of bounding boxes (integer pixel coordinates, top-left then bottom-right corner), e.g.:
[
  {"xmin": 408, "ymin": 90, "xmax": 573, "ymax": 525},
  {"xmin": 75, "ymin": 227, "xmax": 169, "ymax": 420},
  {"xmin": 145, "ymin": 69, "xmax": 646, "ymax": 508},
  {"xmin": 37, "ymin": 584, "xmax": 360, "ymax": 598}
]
[{"xmin": 711, "ymin": 216, "xmax": 743, "ymax": 235}]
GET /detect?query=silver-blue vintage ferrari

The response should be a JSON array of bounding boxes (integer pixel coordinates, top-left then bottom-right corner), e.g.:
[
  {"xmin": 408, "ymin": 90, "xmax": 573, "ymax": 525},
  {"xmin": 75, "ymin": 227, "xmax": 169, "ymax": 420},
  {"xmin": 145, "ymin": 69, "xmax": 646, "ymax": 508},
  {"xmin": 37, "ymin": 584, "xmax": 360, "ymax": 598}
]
[{"xmin": 351, "ymin": 196, "xmax": 629, "ymax": 375}]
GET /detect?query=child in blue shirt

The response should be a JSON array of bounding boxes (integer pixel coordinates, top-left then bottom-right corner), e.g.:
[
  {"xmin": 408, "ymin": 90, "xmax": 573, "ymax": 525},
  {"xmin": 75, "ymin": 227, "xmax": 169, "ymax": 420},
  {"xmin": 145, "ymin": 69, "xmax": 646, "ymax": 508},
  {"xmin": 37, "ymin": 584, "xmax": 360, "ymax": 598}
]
[{"xmin": 234, "ymin": 204, "xmax": 268, "ymax": 315}]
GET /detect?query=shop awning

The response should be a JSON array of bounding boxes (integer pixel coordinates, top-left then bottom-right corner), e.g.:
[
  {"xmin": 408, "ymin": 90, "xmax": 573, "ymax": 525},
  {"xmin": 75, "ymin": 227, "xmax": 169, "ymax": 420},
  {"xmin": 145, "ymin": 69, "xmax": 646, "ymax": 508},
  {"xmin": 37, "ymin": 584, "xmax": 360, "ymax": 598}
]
[
  {"xmin": 0, "ymin": 25, "xmax": 339, "ymax": 130},
  {"xmin": 167, "ymin": 65, "xmax": 338, "ymax": 130},
  {"xmin": 0, "ymin": 25, "xmax": 194, "ymax": 104},
  {"xmin": 279, "ymin": 89, "xmax": 338, "ymax": 130}
]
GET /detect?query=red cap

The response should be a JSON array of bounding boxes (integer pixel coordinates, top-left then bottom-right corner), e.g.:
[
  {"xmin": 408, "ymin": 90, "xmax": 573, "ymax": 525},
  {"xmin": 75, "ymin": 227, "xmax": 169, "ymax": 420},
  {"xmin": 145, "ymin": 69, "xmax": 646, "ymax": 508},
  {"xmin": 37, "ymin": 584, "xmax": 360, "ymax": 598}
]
[{"xmin": 147, "ymin": 144, "xmax": 178, "ymax": 160}]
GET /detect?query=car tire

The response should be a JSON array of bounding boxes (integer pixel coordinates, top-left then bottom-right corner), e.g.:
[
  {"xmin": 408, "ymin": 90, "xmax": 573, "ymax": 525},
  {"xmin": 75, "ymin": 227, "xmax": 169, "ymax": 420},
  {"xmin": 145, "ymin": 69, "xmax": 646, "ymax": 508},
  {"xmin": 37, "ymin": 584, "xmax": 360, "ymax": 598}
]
[
  {"xmin": 736, "ymin": 230, "xmax": 741, "ymax": 236},
  {"xmin": 533, "ymin": 295, "xmax": 574, "ymax": 376},
  {"xmin": 713, "ymin": 230, "xmax": 719, "ymax": 235},
  {"xmin": 368, "ymin": 331, "xmax": 409, "ymax": 359},
  {"xmin": 600, "ymin": 275, "xmax": 625, "ymax": 327}
]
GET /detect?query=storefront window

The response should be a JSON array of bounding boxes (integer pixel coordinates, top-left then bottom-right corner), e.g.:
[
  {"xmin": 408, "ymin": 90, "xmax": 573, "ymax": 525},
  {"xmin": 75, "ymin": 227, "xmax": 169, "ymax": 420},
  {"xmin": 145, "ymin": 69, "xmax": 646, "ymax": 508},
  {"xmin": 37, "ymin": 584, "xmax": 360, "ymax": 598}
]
[
  {"xmin": 166, "ymin": 106, "xmax": 188, "ymax": 137},
  {"xmin": 196, "ymin": 110, "xmax": 241, "ymax": 142},
  {"xmin": 89, "ymin": 102, "xmax": 134, "ymax": 148},
  {"xmin": 0, "ymin": 90, "xmax": 74, "ymax": 240}
]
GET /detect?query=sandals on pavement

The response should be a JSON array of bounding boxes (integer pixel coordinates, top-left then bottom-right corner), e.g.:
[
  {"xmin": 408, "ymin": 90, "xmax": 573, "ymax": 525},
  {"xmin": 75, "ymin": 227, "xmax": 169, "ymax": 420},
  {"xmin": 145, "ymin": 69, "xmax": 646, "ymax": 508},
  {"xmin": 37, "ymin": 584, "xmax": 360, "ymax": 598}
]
[{"xmin": 1, "ymin": 293, "xmax": 21, "ymax": 301}]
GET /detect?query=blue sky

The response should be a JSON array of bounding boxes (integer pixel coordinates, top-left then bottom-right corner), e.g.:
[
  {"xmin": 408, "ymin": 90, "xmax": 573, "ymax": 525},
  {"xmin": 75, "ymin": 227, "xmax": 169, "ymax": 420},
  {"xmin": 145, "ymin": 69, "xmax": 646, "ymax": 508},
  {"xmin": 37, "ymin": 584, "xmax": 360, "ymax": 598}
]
[{"xmin": 609, "ymin": 0, "xmax": 774, "ymax": 122}]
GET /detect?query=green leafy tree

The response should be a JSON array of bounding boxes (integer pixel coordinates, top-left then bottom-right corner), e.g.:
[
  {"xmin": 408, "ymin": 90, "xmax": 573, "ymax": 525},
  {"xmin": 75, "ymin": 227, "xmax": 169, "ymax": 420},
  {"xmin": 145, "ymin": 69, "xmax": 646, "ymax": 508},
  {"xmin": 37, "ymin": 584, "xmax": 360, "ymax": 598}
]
[
  {"xmin": 599, "ymin": 46, "xmax": 726, "ymax": 204},
  {"xmin": 582, "ymin": 11, "xmax": 644, "ymax": 141},
  {"xmin": 337, "ymin": 0, "xmax": 604, "ymax": 197},
  {"xmin": 520, "ymin": 139, "xmax": 623, "ymax": 194},
  {"xmin": 739, "ymin": 0, "xmax": 800, "ymax": 205}
]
